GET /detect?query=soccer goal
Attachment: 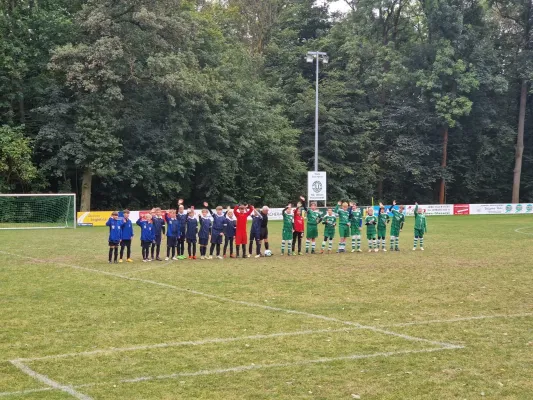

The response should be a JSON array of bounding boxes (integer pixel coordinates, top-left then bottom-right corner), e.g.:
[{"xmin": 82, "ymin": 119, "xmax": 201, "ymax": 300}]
[{"xmin": 0, "ymin": 194, "xmax": 76, "ymax": 229}]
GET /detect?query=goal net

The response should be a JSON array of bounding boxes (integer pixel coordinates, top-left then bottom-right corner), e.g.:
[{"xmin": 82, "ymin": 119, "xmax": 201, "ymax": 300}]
[{"xmin": 0, "ymin": 194, "xmax": 76, "ymax": 229}]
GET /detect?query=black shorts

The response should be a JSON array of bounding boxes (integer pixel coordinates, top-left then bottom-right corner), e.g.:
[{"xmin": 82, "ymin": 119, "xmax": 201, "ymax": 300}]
[
  {"xmin": 120, "ymin": 239, "xmax": 131, "ymax": 247},
  {"xmin": 108, "ymin": 240, "xmax": 120, "ymax": 247},
  {"xmin": 260, "ymin": 227, "xmax": 268, "ymax": 240},
  {"xmin": 211, "ymin": 230, "xmax": 223, "ymax": 244},
  {"xmin": 154, "ymin": 236, "xmax": 162, "ymax": 245},
  {"xmin": 187, "ymin": 237, "xmax": 197, "ymax": 244},
  {"xmin": 250, "ymin": 230, "xmax": 261, "ymax": 241},
  {"xmin": 199, "ymin": 238, "xmax": 209, "ymax": 246},
  {"xmin": 167, "ymin": 237, "xmax": 177, "ymax": 247}
]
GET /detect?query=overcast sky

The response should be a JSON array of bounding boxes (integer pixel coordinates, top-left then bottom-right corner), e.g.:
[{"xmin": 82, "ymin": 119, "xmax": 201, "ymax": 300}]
[{"xmin": 324, "ymin": 0, "xmax": 351, "ymax": 13}]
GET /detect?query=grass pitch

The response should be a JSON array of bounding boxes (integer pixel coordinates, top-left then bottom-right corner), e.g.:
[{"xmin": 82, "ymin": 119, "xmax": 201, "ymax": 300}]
[{"xmin": 1, "ymin": 215, "xmax": 533, "ymax": 399}]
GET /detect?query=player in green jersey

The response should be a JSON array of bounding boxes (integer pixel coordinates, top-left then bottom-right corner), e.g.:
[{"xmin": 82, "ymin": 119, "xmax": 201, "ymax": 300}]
[
  {"xmin": 377, "ymin": 202, "xmax": 390, "ymax": 251},
  {"xmin": 413, "ymin": 203, "xmax": 427, "ymax": 251},
  {"xmin": 349, "ymin": 202, "xmax": 363, "ymax": 252},
  {"xmin": 365, "ymin": 207, "xmax": 378, "ymax": 252},
  {"xmin": 300, "ymin": 196, "xmax": 321, "ymax": 254},
  {"xmin": 320, "ymin": 208, "xmax": 337, "ymax": 254},
  {"xmin": 281, "ymin": 203, "xmax": 294, "ymax": 255},
  {"xmin": 334, "ymin": 201, "xmax": 352, "ymax": 253},
  {"xmin": 388, "ymin": 200, "xmax": 405, "ymax": 251}
]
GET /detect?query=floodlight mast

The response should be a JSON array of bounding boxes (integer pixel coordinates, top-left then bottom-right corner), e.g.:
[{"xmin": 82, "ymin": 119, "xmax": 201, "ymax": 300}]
[{"xmin": 306, "ymin": 51, "xmax": 328, "ymax": 172}]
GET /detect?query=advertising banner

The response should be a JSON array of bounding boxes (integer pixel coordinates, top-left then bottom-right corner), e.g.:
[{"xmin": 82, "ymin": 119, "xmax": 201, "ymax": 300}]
[
  {"xmin": 405, "ymin": 204, "xmax": 454, "ymax": 216},
  {"xmin": 454, "ymin": 204, "xmax": 470, "ymax": 215},
  {"xmin": 77, "ymin": 211, "xmax": 115, "ymax": 227},
  {"xmin": 470, "ymin": 203, "xmax": 533, "ymax": 214},
  {"xmin": 308, "ymin": 171, "xmax": 327, "ymax": 202}
]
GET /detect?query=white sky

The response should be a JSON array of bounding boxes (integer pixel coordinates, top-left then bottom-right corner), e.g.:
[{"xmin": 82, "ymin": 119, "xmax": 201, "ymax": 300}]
[{"xmin": 322, "ymin": 0, "xmax": 352, "ymax": 13}]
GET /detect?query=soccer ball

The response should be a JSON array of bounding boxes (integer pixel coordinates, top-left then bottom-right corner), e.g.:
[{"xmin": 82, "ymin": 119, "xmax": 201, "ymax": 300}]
[{"xmin": 264, "ymin": 250, "xmax": 272, "ymax": 257}]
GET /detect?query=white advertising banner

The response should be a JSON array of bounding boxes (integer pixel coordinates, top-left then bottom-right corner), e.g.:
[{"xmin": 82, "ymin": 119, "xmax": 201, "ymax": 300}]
[
  {"xmin": 470, "ymin": 203, "xmax": 533, "ymax": 215},
  {"xmin": 308, "ymin": 171, "xmax": 327, "ymax": 202},
  {"xmin": 404, "ymin": 204, "xmax": 454, "ymax": 216}
]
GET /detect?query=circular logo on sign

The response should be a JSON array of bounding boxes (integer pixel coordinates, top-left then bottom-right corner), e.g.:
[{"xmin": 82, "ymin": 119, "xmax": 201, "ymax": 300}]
[
  {"xmin": 516, "ymin": 204, "xmax": 523, "ymax": 213},
  {"xmin": 312, "ymin": 181, "xmax": 322, "ymax": 193},
  {"xmin": 505, "ymin": 204, "xmax": 512, "ymax": 213},
  {"xmin": 527, "ymin": 204, "xmax": 533, "ymax": 213}
]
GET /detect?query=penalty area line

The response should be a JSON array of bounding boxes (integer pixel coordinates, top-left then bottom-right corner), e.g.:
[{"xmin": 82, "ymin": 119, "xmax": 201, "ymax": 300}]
[
  {"xmin": 1, "ymin": 346, "xmax": 463, "ymax": 397},
  {"xmin": 9, "ymin": 360, "xmax": 93, "ymax": 400},
  {"xmin": 514, "ymin": 227, "xmax": 533, "ymax": 235},
  {"xmin": 0, "ymin": 251, "xmax": 460, "ymax": 349}
]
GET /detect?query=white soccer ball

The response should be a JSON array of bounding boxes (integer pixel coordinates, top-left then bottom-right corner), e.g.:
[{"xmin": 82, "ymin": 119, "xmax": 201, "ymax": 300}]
[{"xmin": 264, "ymin": 250, "xmax": 272, "ymax": 257}]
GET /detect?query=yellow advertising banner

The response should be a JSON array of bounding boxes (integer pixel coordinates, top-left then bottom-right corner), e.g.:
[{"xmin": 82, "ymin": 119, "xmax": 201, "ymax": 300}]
[{"xmin": 76, "ymin": 211, "xmax": 113, "ymax": 227}]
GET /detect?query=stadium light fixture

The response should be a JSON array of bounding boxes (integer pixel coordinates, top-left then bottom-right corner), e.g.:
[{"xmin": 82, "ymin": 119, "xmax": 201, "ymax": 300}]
[{"xmin": 306, "ymin": 51, "xmax": 328, "ymax": 172}]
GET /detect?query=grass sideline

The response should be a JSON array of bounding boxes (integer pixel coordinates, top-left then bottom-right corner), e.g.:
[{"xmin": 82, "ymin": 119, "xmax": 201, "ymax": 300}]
[{"xmin": 1, "ymin": 215, "xmax": 533, "ymax": 399}]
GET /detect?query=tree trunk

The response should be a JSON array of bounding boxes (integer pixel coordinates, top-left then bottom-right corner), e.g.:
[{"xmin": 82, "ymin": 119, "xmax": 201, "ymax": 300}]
[
  {"xmin": 512, "ymin": 79, "xmax": 528, "ymax": 203},
  {"xmin": 80, "ymin": 167, "xmax": 93, "ymax": 212},
  {"xmin": 439, "ymin": 126, "xmax": 448, "ymax": 204}
]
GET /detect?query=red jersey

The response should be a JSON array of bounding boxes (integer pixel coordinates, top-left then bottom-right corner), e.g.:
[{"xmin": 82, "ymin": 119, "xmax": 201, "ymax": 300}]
[
  {"xmin": 293, "ymin": 209, "xmax": 304, "ymax": 232},
  {"xmin": 234, "ymin": 205, "xmax": 254, "ymax": 245}
]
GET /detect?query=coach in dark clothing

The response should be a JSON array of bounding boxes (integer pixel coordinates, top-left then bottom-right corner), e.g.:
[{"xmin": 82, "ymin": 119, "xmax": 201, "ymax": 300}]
[{"xmin": 260, "ymin": 206, "xmax": 270, "ymax": 250}]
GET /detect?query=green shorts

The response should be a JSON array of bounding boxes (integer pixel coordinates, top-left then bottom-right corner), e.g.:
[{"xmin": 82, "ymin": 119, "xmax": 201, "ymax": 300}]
[
  {"xmin": 306, "ymin": 224, "xmax": 318, "ymax": 239},
  {"xmin": 282, "ymin": 228, "xmax": 293, "ymax": 241},
  {"xmin": 377, "ymin": 228, "xmax": 387, "ymax": 238},
  {"xmin": 339, "ymin": 224, "xmax": 350, "ymax": 238},
  {"xmin": 366, "ymin": 232, "xmax": 377, "ymax": 240},
  {"xmin": 414, "ymin": 228, "xmax": 425, "ymax": 238},
  {"xmin": 350, "ymin": 225, "xmax": 361, "ymax": 236},
  {"xmin": 323, "ymin": 228, "xmax": 335, "ymax": 239},
  {"xmin": 390, "ymin": 228, "xmax": 401, "ymax": 237}
]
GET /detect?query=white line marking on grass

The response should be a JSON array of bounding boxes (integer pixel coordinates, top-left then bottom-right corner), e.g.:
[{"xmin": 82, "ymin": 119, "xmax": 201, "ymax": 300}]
[
  {"xmin": 514, "ymin": 227, "xmax": 533, "ymax": 235},
  {"xmin": 15, "ymin": 328, "xmax": 361, "ymax": 362},
  {"xmin": 9, "ymin": 360, "xmax": 93, "ymax": 400},
  {"xmin": 382, "ymin": 312, "xmax": 533, "ymax": 327},
  {"xmin": 121, "ymin": 261, "xmax": 173, "ymax": 275},
  {"xmin": 0, "ymin": 387, "xmax": 53, "ymax": 397},
  {"xmin": 0, "ymin": 251, "xmax": 460, "ymax": 349}
]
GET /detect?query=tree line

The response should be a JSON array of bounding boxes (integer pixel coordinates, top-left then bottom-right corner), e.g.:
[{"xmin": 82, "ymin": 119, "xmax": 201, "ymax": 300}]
[{"xmin": 0, "ymin": 0, "xmax": 531, "ymax": 210}]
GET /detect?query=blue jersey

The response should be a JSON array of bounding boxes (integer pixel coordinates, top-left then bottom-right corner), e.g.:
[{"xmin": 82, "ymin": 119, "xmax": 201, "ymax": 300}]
[
  {"xmin": 198, "ymin": 216, "xmax": 212, "ymax": 240},
  {"xmin": 250, "ymin": 213, "xmax": 263, "ymax": 235},
  {"xmin": 152, "ymin": 216, "xmax": 165, "ymax": 238},
  {"xmin": 177, "ymin": 212, "xmax": 187, "ymax": 236},
  {"xmin": 186, "ymin": 216, "xmax": 198, "ymax": 240},
  {"xmin": 165, "ymin": 216, "xmax": 180, "ymax": 238},
  {"xmin": 121, "ymin": 218, "xmax": 134, "ymax": 240},
  {"xmin": 106, "ymin": 218, "xmax": 122, "ymax": 242},
  {"xmin": 209, "ymin": 210, "xmax": 226, "ymax": 233},
  {"xmin": 136, "ymin": 219, "xmax": 155, "ymax": 242},
  {"xmin": 224, "ymin": 218, "xmax": 236, "ymax": 238}
]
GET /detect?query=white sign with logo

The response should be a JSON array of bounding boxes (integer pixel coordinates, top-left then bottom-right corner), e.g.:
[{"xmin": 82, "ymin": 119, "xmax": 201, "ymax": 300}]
[
  {"xmin": 470, "ymin": 203, "xmax": 533, "ymax": 214},
  {"xmin": 404, "ymin": 204, "xmax": 454, "ymax": 216},
  {"xmin": 308, "ymin": 171, "xmax": 327, "ymax": 202}
]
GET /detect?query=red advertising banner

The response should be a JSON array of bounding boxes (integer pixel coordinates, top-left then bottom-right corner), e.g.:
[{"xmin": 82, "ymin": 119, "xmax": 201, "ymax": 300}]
[{"xmin": 454, "ymin": 204, "xmax": 470, "ymax": 215}]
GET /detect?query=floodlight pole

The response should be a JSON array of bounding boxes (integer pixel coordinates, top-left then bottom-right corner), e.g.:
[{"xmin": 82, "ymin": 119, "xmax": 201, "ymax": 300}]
[{"xmin": 307, "ymin": 51, "xmax": 328, "ymax": 172}]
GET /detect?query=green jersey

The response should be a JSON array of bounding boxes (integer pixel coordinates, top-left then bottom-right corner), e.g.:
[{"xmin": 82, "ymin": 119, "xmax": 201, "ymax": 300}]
[
  {"xmin": 282, "ymin": 210, "xmax": 294, "ymax": 230},
  {"xmin": 350, "ymin": 208, "xmax": 363, "ymax": 234},
  {"xmin": 413, "ymin": 205, "xmax": 427, "ymax": 233},
  {"xmin": 377, "ymin": 211, "xmax": 389, "ymax": 229},
  {"xmin": 322, "ymin": 213, "xmax": 337, "ymax": 237},
  {"xmin": 334, "ymin": 205, "xmax": 351, "ymax": 225},
  {"xmin": 390, "ymin": 208, "xmax": 405, "ymax": 236},
  {"xmin": 305, "ymin": 208, "xmax": 322, "ymax": 225},
  {"xmin": 365, "ymin": 215, "xmax": 378, "ymax": 234}
]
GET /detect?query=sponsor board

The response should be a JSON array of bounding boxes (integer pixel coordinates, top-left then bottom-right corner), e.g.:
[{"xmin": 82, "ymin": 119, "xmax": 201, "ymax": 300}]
[
  {"xmin": 77, "ymin": 211, "xmax": 116, "ymax": 227},
  {"xmin": 470, "ymin": 203, "xmax": 533, "ymax": 215},
  {"xmin": 405, "ymin": 204, "xmax": 453, "ymax": 216},
  {"xmin": 454, "ymin": 204, "xmax": 470, "ymax": 215}
]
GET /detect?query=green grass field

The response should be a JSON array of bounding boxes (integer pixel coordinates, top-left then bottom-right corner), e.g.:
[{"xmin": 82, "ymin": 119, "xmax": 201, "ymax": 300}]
[{"xmin": 1, "ymin": 215, "xmax": 533, "ymax": 399}]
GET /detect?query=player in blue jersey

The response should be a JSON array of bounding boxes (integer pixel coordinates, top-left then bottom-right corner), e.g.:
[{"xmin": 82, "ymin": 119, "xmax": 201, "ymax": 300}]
[
  {"xmin": 248, "ymin": 208, "xmax": 263, "ymax": 258},
  {"xmin": 119, "ymin": 210, "xmax": 134, "ymax": 263},
  {"xmin": 165, "ymin": 209, "xmax": 180, "ymax": 260},
  {"xmin": 198, "ymin": 208, "xmax": 212, "ymax": 259},
  {"xmin": 186, "ymin": 209, "xmax": 198, "ymax": 259},
  {"xmin": 205, "ymin": 202, "xmax": 226, "ymax": 259},
  {"xmin": 176, "ymin": 199, "xmax": 188, "ymax": 260},
  {"xmin": 223, "ymin": 208, "xmax": 236, "ymax": 258},
  {"xmin": 151, "ymin": 208, "xmax": 166, "ymax": 261},
  {"xmin": 137, "ymin": 213, "xmax": 155, "ymax": 262},
  {"xmin": 106, "ymin": 211, "xmax": 122, "ymax": 264}
]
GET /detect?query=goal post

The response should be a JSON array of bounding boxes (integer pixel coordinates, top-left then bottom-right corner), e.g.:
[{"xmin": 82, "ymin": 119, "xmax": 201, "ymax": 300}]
[{"xmin": 0, "ymin": 193, "xmax": 76, "ymax": 230}]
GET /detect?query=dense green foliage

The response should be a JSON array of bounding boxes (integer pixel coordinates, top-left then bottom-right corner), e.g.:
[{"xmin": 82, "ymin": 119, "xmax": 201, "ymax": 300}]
[{"xmin": 0, "ymin": 0, "xmax": 531, "ymax": 209}]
